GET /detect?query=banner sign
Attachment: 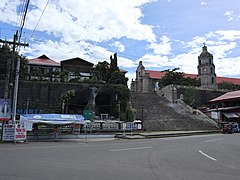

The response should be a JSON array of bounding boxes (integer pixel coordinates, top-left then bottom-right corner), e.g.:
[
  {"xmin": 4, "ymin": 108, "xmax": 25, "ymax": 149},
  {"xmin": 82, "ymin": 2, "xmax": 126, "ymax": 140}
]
[
  {"xmin": 0, "ymin": 99, "xmax": 11, "ymax": 121},
  {"xmin": 14, "ymin": 123, "xmax": 27, "ymax": 141},
  {"xmin": 2, "ymin": 124, "xmax": 15, "ymax": 141},
  {"xmin": 2, "ymin": 123, "xmax": 27, "ymax": 141}
]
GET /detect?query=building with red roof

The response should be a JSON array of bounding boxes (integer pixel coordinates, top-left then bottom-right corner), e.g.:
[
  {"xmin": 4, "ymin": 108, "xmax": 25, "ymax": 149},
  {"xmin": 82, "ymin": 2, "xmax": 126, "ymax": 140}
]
[
  {"xmin": 26, "ymin": 54, "xmax": 61, "ymax": 81},
  {"xmin": 131, "ymin": 45, "xmax": 240, "ymax": 92},
  {"xmin": 208, "ymin": 90, "xmax": 240, "ymax": 125}
]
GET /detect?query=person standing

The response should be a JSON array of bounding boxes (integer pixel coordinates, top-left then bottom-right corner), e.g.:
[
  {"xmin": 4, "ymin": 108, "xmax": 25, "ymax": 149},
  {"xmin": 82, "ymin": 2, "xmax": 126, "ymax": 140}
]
[
  {"xmin": 32, "ymin": 124, "xmax": 39, "ymax": 141},
  {"xmin": 53, "ymin": 125, "xmax": 59, "ymax": 142}
]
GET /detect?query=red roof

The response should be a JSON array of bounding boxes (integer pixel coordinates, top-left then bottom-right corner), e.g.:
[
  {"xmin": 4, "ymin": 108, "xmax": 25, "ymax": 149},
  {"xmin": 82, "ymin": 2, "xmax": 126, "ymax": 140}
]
[
  {"xmin": 216, "ymin": 76, "xmax": 240, "ymax": 85},
  {"xmin": 145, "ymin": 70, "xmax": 240, "ymax": 85},
  {"xmin": 145, "ymin": 70, "xmax": 197, "ymax": 79},
  {"xmin": 209, "ymin": 90, "xmax": 240, "ymax": 103},
  {"xmin": 27, "ymin": 54, "xmax": 60, "ymax": 67}
]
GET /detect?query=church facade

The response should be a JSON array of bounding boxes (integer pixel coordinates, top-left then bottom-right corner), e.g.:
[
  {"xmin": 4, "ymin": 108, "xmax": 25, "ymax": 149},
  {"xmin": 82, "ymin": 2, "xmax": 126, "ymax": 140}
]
[{"xmin": 131, "ymin": 45, "xmax": 240, "ymax": 92}]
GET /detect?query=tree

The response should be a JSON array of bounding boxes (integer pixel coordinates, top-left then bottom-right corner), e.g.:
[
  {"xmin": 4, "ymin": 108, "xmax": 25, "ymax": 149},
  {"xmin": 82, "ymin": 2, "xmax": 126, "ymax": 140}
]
[
  {"xmin": 0, "ymin": 45, "xmax": 11, "ymax": 80},
  {"xmin": 159, "ymin": 69, "xmax": 200, "ymax": 87},
  {"xmin": 0, "ymin": 44, "xmax": 27, "ymax": 81},
  {"xmin": 108, "ymin": 70, "xmax": 128, "ymax": 85},
  {"xmin": 218, "ymin": 82, "xmax": 240, "ymax": 90},
  {"xmin": 91, "ymin": 53, "xmax": 128, "ymax": 86},
  {"xmin": 60, "ymin": 89, "xmax": 76, "ymax": 113},
  {"xmin": 92, "ymin": 61, "xmax": 109, "ymax": 82}
]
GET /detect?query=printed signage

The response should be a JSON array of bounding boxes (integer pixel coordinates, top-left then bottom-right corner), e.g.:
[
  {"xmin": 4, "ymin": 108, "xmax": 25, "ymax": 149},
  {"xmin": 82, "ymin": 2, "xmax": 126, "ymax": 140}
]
[
  {"xmin": 2, "ymin": 123, "xmax": 27, "ymax": 141},
  {"xmin": 0, "ymin": 99, "xmax": 11, "ymax": 121},
  {"xmin": 83, "ymin": 110, "xmax": 93, "ymax": 119},
  {"xmin": 14, "ymin": 123, "xmax": 27, "ymax": 141},
  {"xmin": 2, "ymin": 124, "xmax": 15, "ymax": 141}
]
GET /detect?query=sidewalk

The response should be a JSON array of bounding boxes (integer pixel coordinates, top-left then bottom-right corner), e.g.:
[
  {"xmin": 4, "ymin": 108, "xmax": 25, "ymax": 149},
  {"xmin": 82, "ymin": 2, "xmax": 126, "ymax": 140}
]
[
  {"xmin": 115, "ymin": 130, "xmax": 221, "ymax": 139},
  {"xmin": 26, "ymin": 130, "xmax": 221, "ymax": 142}
]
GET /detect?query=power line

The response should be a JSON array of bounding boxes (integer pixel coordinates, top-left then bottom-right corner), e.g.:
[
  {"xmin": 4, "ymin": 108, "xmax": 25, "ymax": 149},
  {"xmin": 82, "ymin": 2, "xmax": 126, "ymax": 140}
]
[
  {"xmin": 18, "ymin": 0, "xmax": 30, "ymax": 44},
  {"xmin": 29, "ymin": 0, "xmax": 50, "ymax": 39},
  {"xmin": 17, "ymin": 0, "xmax": 27, "ymax": 32}
]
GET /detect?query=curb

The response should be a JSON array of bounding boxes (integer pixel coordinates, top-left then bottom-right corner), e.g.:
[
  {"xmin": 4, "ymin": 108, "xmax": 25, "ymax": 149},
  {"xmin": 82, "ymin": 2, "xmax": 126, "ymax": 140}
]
[{"xmin": 115, "ymin": 130, "xmax": 221, "ymax": 139}]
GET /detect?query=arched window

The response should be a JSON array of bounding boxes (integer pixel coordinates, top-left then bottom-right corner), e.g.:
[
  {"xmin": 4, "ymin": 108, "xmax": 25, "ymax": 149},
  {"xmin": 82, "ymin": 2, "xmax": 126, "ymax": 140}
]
[
  {"xmin": 199, "ymin": 59, "xmax": 201, "ymax": 65},
  {"xmin": 210, "ymin": 67, "xmax": 213, "ymax": 74},
  {"xmin": 212, "ymin": 77, "xmax": 214, "ymax": 84},
  {"xmin": 209, "ymin": 59, "xmax": 211, "ymax": 64},
  {"xmin": 198, "ymin": 68, "xmax": 201, "ymax": 75}
]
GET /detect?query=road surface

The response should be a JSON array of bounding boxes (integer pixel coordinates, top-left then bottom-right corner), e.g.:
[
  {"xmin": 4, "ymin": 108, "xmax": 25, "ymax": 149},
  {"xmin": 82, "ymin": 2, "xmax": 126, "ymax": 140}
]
[{"xmin": 0, "ymin": 134, "xmax": 240, "ymax": 180}]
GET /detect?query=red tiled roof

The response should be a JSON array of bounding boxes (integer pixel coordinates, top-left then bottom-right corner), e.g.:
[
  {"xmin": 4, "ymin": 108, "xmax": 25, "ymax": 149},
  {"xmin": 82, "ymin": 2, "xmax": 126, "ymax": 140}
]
[
  {"xmin": 27, "ymin": 54, "xmax": 60, "ymax": 67},
  {"xmin": 145, "ymin": 70, "xmax": 197, "ymax": 79},
  {"xmin": 145, "ymin": 70, "xmax": 240, "ymax": 85},
  {"xmin": 145, "ymin": 70, "xmax": 166, "ymax": 79},
  {"xmin": 209, "ymin": 90, "xmax": 240, "ymax": 103},
  {"xmin": 216, "ymin": 76, "xmax": 240, "ymax": 85}
]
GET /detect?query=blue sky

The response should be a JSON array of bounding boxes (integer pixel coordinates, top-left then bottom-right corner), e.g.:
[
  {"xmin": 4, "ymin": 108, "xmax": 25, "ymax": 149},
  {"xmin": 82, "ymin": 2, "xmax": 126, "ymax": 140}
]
[{"xmin": 1, "ymin": 0, "xmax": 240, "ymax": 86}]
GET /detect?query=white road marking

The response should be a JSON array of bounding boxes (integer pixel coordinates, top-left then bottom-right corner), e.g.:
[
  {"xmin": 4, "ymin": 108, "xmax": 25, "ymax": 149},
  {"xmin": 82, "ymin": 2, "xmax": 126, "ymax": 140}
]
[
  {"xmin": 205, "ymin": 138, "xmax": 223, "ymax": 142},
  {"xmin": 198, "ymin": 150, "xmax": 217, "ymax": 161},
  {"xmin": 110, "ymin": 146, "xmax": 152, "ymax": 152}
]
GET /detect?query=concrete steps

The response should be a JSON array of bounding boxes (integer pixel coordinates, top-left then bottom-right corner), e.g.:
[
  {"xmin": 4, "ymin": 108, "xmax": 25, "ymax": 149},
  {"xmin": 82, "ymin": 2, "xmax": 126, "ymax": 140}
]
[{"xmin": 130, "ymin": 92, "xmax": 218, "ymax": 131}]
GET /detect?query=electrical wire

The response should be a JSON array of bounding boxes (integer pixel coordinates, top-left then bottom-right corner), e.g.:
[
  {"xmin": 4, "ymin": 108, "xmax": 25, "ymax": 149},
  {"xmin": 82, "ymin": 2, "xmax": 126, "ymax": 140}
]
[
  {"xmin": 18, "ymin": 0, "xmax": 30, "ymax": 44},
  {"xmin": 29, "ymin": 0, "xmax": 50, "ymax": 39}
]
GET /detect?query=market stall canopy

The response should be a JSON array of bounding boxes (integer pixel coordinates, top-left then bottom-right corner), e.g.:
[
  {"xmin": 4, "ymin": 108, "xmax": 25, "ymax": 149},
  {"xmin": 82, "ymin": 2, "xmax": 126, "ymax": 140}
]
[
  {"xmin": 20, "ymin": 114, "xmax": 85, "ymax": 125},
  {"xmin": 223, "ymin": 112, "xmax": 239, "ymax": 119}
]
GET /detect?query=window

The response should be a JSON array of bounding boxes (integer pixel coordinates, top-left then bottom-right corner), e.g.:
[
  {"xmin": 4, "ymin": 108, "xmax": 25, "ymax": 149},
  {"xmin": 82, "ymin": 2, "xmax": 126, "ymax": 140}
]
[
  {"xmin": 209, "ymin": 59, "xmax": 211, "ymax": 64},
  {"xmin": 199, "ymin": 59, "xmax": 201, "ymax": 65},
  {"xmin": 212, "ymin": 77, "xmax": 214, "ymax": 84},
  {"xmin": 210, "ymin": 67, "xmax": 213, "ymax": 74}
]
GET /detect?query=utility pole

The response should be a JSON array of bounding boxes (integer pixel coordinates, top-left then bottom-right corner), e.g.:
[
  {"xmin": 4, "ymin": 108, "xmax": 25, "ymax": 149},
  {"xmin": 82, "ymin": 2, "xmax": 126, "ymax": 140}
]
[
  {"xmin": 0, "ymin": 31, "xmax": 29, "ymax": 122},
  {"xmin": 0, "ymin": 32, "xmax": 29, "ymax": 99}
]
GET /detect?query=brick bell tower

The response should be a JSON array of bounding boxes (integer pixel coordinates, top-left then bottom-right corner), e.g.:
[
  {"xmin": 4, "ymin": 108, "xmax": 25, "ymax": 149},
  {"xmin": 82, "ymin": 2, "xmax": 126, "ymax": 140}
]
[{"xmin": 197, "ymin": 44, "xmax": 217, "ymax": 89}]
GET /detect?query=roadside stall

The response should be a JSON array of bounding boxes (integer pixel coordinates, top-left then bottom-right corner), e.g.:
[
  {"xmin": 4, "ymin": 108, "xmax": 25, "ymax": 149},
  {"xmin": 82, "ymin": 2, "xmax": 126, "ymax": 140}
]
[{"xmin": 20, "ymin": 114, "xmax": 85, "ymax": 140}]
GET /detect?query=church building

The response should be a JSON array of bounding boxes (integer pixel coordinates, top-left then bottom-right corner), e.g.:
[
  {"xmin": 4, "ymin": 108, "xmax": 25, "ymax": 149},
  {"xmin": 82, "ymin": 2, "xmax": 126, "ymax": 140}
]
[{"xmin": 131, "ymin": 45, "xmax": 240, "ymax": 92}]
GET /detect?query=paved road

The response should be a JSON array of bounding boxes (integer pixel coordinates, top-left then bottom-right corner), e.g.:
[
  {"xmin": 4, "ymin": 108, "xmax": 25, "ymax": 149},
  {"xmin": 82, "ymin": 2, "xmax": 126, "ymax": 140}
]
[{"xmin": 0, "ymin": 134, "xmax": 240, "ymax": 180}]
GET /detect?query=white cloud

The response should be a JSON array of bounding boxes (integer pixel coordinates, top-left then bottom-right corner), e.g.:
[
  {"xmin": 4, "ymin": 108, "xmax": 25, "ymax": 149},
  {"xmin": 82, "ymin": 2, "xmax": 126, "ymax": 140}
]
[
  {"xmin": 0, "ymin": 0, "xmax": 156, "ymax": 43},
  {"xmin": 110, "ymin": 41, "xmax": 125, "ymax": 52},
  {"xmin": 21, "ymin": 39, "xmax": 136, "ymax": 69},
  {"xmin": 0, "ymin": 0, "xmax": 20, "ymax": 25},
  {"xmin": 215, "ymin": 30, "xmax": 240, "ymax": 41},
  {"xmin": 201, "ymin": 2, "xmax": 207, "ymax": 6},
  {"xmin": 224, "ymin": 11, "xmax": 240, "ymax": 21},
  {"xmin": 216, "ymin": 57, "xmax": 240, "ymax": 77},
  {"xmin": 137, "ymin": 54, "xmax": 169, "ymax": 68},
  {"xmin": 126, "ymin": 71, "xmax": 136, "ymax": 87},
  {"xmin": 149, "ymin": 35, "xmax": 171, "ymax": 55},
  {"xmin": 21, "ymin": 40, "xmax": 112, "ymax": 63},
  {"xmin": 137, "ymin": 30, "xmax": 240, "ymax": 78}
]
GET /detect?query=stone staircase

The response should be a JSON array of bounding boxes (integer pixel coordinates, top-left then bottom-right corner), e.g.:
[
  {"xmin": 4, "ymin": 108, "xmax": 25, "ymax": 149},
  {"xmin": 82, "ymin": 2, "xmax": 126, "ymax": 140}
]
[{"xmin": 130, "ymin": 92, "xmax": 218, "ymax": 131}]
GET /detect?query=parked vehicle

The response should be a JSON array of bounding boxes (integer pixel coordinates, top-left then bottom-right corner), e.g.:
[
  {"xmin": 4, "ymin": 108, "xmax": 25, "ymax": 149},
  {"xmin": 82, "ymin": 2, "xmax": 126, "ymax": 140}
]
[
  {"xmin": 222, "ymin": 124, "xmax": 233, "ymax": 134},
  {"xmin": 232, "ymin": 123, "xmax": 240, "ymax": 133}
]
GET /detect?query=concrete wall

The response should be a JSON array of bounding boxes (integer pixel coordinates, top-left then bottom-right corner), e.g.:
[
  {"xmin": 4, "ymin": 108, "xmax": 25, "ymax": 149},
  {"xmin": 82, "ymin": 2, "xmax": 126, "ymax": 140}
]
[
  {"xmin": 157, "ymin": 84, "xmax": 226, "ymax": 107},
  {"xmin": 0, "ymin": 80, "xmax": 90, "ymax": 114}
]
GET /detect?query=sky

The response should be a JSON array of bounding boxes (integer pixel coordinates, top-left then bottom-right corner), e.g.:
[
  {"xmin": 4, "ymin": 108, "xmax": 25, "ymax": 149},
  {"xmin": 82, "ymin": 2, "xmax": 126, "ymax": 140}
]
[{"xmin": 0, "ymin": 0, "xmax": 240, "ymax": 87}]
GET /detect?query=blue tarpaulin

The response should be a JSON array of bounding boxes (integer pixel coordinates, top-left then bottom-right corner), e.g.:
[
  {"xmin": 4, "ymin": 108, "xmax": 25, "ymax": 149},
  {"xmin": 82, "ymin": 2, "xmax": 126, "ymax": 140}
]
[{"xmin": 20, "ymin": 114, "xmax": 85, "ymax": 126}]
